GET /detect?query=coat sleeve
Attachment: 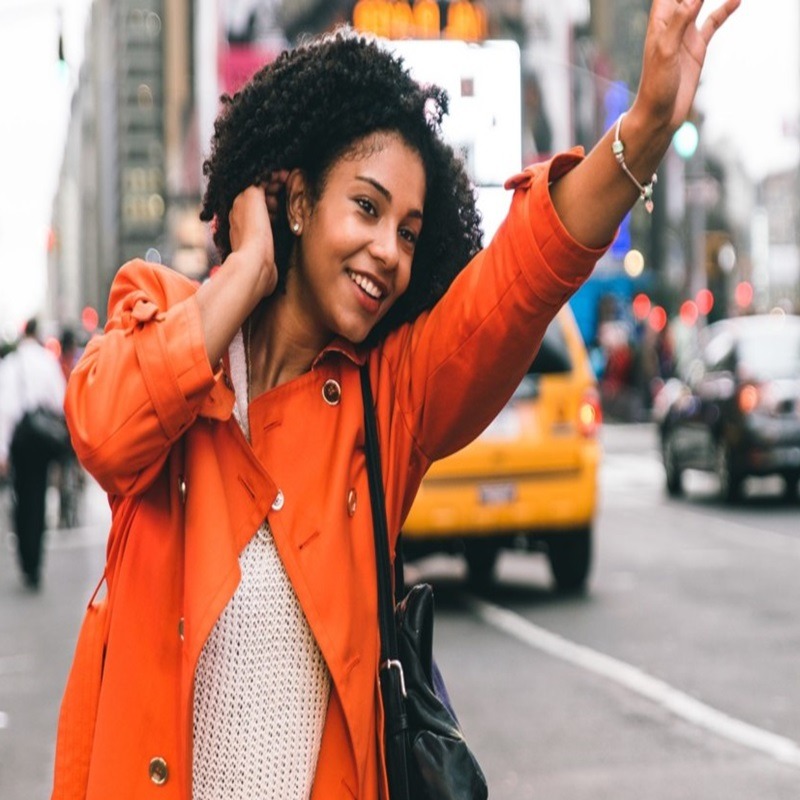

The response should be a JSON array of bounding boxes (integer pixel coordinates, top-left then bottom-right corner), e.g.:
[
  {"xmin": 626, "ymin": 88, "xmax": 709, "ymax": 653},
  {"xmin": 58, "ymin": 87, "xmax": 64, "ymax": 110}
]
[
  {"xmin": 385, "ymin": 149, "xmax": 610, "ymax": 465},
  {"xmin": 65, "ymin": 260, "xmax": 217, "ymax": 496}
]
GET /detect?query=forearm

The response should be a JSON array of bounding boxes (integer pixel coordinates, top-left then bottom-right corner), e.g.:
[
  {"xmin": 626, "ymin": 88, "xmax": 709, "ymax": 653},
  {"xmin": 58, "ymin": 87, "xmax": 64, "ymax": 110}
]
[
  {"xmin": 195, "ymin": 250, "xmax": 272, "ymax": 366},
  {"xmin": 550, "ymin": 106, "xmax": 673, "ymax": 249}
]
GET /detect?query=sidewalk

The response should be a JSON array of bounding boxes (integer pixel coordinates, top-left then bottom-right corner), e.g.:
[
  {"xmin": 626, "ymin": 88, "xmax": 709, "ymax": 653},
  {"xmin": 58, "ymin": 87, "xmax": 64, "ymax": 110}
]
[{"xmin": 0, "ymin": 476, "xmax": 108, "ymax": 799}]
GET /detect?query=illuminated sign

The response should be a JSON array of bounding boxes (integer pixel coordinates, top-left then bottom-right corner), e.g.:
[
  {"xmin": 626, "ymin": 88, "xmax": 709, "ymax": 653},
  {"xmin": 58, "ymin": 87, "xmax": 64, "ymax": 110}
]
[{"xmin": 353, "ymin": 0, "xmax": 488, "ymax": 41}]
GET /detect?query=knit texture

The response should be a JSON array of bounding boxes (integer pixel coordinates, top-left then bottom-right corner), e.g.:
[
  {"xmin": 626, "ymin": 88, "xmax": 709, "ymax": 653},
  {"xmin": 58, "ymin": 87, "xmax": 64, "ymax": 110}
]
[{"xmin": 192, "ymin": 329, "xmax": 331, "ymax": 799}]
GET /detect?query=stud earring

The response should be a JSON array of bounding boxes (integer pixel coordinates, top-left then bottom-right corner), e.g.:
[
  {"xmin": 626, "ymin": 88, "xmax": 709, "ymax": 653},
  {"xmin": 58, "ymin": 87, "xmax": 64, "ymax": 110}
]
[{"xmin": 292, "ymin": 222, "xmax": 300, "ymax": 234}]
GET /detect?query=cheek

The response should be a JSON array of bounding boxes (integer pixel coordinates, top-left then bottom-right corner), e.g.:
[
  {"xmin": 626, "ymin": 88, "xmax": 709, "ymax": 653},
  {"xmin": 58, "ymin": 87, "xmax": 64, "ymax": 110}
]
[{"xmin": 396, "ymin": 258, "xmax": 413, "ymax": 298}]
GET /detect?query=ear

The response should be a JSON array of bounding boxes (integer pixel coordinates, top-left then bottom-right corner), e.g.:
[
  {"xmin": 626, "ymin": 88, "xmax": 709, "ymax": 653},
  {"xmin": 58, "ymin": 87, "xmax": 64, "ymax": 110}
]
[{"xmin": 285, "ymin": 168, "xmax": 311, "ymax": 235}]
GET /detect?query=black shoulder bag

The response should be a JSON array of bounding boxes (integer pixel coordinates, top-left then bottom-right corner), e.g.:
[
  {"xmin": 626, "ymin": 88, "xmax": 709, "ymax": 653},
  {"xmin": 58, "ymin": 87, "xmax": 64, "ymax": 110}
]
[{"xmin": 360, "ymin": 364, "xmax": 488, "ymax": 800}]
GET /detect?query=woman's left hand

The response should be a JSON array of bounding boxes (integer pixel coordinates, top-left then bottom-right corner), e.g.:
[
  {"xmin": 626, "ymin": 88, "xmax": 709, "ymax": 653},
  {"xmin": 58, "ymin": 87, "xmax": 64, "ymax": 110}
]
[{"xmin": 634, "ymin": 0, "xmax": 741, "ymax": 132}]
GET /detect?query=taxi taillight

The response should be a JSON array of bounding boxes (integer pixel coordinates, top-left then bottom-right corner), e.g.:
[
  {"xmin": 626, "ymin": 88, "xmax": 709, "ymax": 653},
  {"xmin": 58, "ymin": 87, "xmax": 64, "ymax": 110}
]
[{"xmin": 578, "ymin": 389, "xmax": 602, "ymax": 437}]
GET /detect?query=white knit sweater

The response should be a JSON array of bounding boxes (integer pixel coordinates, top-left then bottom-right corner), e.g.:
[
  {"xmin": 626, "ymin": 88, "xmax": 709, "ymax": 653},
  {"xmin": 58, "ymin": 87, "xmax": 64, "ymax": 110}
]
[{"xmin": 192, "ymin": 330, "xmax": 331, "ymax": 800}]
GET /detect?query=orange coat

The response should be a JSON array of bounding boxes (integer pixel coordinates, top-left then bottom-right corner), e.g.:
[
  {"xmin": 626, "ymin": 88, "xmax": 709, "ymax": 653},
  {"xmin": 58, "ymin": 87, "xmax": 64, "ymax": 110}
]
[{"xmin": 53, "ymin": 151, "xmax": 605, "ymax": 799}]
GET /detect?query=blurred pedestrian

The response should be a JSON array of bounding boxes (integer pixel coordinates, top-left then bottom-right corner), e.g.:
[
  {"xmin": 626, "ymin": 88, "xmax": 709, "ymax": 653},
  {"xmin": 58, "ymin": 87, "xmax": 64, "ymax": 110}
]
[
  {"xmin": 0, "ymin": 317, "xmax": 67, "ymax": 590},
  {"xmin": 58, "ymin": 327, "xmax": 79, "ymax": 382},
  {"xmin": 56, "ymin": 328, "xmax": 84, "ymax": 527},
  {"xmin": 53, "ymin": 3, "xmax": 740, "ymax": 798}
]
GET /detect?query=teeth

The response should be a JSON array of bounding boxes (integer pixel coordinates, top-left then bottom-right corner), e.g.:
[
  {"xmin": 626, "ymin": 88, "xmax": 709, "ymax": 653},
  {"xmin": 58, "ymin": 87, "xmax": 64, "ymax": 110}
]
[{"xmin": 347, "ymin": 270, "xmax": 383, "ymax": 300}]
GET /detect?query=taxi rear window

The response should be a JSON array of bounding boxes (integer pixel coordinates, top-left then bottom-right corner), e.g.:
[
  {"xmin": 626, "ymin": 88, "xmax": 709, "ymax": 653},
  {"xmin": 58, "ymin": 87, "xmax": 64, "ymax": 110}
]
[
  {"xmin": 528, "ymin": 321, "xmax": 572, "ymax": 376},
  {"xmin": 512, "ymin": 321, "xmax": 573, "ymax": 400}
]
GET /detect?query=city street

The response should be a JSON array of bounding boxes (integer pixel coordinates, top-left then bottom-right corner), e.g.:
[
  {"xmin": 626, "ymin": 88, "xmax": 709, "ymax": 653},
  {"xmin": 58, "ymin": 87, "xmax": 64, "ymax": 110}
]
[{"xmin": 2, "ymin": 422, "xmax": 800, "ymax": 798}]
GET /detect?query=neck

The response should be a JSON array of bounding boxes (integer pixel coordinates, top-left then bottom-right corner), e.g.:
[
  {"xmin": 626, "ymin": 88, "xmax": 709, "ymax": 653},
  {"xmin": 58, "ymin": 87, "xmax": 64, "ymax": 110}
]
[{"xmin": 247, "ymin": 293, "xmax": 331, "ymax": 397}]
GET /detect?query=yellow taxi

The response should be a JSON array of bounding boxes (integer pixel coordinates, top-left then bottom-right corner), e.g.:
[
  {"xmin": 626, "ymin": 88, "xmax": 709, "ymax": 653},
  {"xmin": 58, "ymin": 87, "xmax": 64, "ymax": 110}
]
[{"xmin": 402, "ymin": 304, "xmax": 602, "ymax": 592}]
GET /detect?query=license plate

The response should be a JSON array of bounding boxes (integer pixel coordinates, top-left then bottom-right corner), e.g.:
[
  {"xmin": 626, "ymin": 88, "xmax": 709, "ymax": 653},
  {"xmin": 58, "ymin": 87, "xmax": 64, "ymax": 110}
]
[
  {"xmin": 480, "ymin": 407, "xmax": 522, "ymax": 441},
  {"xmin": 478, "ymin": 483, "xmax": 517, "ymax": 505}
]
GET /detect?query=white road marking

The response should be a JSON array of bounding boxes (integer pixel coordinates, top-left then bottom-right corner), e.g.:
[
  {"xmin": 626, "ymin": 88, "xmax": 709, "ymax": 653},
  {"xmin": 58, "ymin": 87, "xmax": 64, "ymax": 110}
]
[{"xmin": 467, "ymin": 595, "xmax": 800, "ymax": 769}]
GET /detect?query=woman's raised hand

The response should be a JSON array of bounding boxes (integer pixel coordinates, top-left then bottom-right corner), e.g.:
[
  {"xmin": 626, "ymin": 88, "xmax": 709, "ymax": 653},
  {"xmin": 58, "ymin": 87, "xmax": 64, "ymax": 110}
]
[
  {"xmin": 197, "ymin": 172, "xmax": 290, "ymax": 366},
  {"xmin": 549, "ymin": 0, "xmax": 740, "ymax": 250},
  {"xmin": 634, "ymin": 0, "xmax": 741, "ymax": 132},
  {"xmin": 228, "ymin": 171, "xmax": 289, "ymax": 298}
]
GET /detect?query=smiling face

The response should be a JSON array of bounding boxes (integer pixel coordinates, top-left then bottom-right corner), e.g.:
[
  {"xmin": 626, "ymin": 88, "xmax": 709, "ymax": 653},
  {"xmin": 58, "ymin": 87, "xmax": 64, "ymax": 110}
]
[{"xmin": 285, "ymin": 132, "xmax": 426, "ymax": 346}]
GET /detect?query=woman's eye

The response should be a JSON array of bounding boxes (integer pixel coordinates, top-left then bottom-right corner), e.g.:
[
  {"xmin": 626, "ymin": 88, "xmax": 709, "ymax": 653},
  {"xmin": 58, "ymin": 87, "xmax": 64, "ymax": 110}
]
[
  {"xmin": 400, "ymin": 228, "xmax": 418, "ymax": 246},
  {"xmin": 356, "ymin": 197, "xmax": 377, "ymax": 216}
]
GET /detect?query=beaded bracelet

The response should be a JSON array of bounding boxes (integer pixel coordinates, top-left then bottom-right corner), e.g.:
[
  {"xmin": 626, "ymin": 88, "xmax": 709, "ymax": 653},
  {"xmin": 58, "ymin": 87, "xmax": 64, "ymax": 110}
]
[{"xmin": 612, "ymin": 112, "xmax": 658, "ymax": 214}]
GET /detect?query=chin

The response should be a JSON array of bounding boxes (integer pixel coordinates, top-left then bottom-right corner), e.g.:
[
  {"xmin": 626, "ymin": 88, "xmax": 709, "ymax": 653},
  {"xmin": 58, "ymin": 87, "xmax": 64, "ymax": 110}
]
[
  {"xmin": 339, "ymin": 327, "xmax": 371, "ymax": 345},
  {"xmin": 335, "ymin": 314, "xmax": 385, "ymax": 345}
]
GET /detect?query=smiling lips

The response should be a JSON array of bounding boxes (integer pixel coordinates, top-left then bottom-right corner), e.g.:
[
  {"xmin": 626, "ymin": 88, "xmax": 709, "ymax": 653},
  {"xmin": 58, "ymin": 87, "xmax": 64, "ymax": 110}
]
[{"xmin": 346, "ymin": 268, "xmax": 386, "ymax": 304}]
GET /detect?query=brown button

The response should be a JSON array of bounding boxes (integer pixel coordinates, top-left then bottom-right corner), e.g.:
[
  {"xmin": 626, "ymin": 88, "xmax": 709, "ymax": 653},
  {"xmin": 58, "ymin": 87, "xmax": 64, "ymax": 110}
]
[
  {"xmin": 178, "ymin": 618, "xmax": 184, "ymax": 641},
  {"xmin": 347, "ymin": 488, "xmax": 357, "ymax": 517},
  {"xmin": 322, "ymin": 379, "xmax": 341, "ymax": 406},
  {"xmin": 149, "ymin": 756, "xmax": 169, "ymax": 785}
]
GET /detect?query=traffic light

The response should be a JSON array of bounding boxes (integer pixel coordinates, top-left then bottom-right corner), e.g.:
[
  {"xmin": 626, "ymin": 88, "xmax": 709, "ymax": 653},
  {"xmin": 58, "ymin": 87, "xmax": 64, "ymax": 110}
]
[{"xmin": 673, "ymin": 120, "xmax": 699, "ymax": 160}]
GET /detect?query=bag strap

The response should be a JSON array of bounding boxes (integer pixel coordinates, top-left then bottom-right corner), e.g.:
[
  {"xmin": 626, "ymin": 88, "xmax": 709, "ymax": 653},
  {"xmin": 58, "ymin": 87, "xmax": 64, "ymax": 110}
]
[
  {"xmin": 359, "ymin": 364, "xmax": 410, "ymax": 800},
  {"xmin": 359, "ymin": 365, "xmax": 399, "ymax": 667}
]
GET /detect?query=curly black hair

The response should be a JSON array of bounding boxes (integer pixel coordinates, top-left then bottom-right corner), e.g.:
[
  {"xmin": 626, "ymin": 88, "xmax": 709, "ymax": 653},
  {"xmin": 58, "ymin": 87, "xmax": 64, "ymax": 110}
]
[{"xmin": 200, "ymin": 27, "xmax": 484, "ymax": 341}]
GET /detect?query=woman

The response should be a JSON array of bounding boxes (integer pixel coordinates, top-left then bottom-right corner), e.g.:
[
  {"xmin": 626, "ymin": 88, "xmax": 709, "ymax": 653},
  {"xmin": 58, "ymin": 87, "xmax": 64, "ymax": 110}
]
[{"xmin": 53, "ymin": 2, "xmax": 739, "ymax": 798}]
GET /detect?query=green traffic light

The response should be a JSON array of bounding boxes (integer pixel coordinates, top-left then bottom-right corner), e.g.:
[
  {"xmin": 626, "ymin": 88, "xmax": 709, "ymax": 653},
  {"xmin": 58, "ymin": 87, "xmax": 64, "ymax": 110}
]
[{"xmin": 673, "ymin": 120, "xmax": 699, "ymax": 159}]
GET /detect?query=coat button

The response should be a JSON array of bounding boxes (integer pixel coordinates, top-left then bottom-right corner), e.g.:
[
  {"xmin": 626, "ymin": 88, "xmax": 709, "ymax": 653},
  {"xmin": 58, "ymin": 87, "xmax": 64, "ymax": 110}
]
[
  {"xmin": 178, "ymin": 618, "xmax": 185, "ymax": 641},
  {"xmin": 271, "ymin": 489, "xmax": 285, "ymax": 511},
  {"xmin": 149, "ymin": 756, "xmax": 169, "ymax": 785},
  {"xmin": 347, "ymin": 488, "xmax": 357, "ymax": 517},
  {"xmin": 178, "ymin": 476, "xmax": 187, "ymax": 505},
  {"xmin": 322, "ymin": 379, "xmax": 341, "ymax": 406}
]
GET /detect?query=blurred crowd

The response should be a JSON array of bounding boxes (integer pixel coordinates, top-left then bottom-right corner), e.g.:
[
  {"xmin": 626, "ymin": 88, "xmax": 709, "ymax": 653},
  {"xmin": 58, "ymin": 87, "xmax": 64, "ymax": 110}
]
[
  {"xmin": 591, "ymin": 315, "xmax": 676, "ymax": 423},
  {"xmin": 0, "ymin": 319, "xmax": 87, "ymax": 590}
]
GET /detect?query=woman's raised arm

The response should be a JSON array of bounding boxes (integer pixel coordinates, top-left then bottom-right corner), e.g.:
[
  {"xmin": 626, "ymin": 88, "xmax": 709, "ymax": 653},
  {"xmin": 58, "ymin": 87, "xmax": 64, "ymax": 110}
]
[{"xmin": 551, "ymin": 0, "xmax": 740, "ymax": 249}]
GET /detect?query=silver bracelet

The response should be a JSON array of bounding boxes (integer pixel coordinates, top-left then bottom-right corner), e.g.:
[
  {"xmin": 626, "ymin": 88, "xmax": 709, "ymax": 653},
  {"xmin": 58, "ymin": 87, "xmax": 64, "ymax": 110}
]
[{"xmin": 612, "ymin": 113, "xmax": 657, "ymax": 214}]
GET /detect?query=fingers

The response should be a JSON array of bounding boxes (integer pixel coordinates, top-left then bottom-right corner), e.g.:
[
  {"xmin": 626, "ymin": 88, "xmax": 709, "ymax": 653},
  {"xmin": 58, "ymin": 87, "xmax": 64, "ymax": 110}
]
[
  {"xmin": 658, "ymin": 0, "xmax": 705, "ymax": 38},
  {"xmin": 264, "ymin": 169, "xmax": 289, "ymax": 219},
  {"xmin": 698, "ymin": 0, "xmax": 741, "ymax": 44}
]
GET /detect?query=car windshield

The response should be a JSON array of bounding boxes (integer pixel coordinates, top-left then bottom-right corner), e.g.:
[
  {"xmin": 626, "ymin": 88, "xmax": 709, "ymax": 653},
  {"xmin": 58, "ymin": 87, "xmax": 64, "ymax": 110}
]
[
  {"xmin": 738, "ymin": 325, "xmax": 800, "ymax": 380},
  {"xmin": 512, "ymin": 320, "xmax": 572, "ymax": 399}
]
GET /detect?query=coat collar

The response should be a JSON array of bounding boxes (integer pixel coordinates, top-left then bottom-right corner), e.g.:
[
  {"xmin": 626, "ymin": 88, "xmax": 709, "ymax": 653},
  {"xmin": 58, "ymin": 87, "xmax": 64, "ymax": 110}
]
[{"xmin": 311, "ymin": 337, "xmax": 367, "ymax": 368}]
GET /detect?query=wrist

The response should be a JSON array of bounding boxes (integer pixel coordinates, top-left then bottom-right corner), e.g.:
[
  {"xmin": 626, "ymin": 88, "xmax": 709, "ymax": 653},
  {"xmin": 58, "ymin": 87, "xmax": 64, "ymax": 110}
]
[
  {"xmin": 225, "ymin": 249, "xmax": 277, "ymax": 297},
  {"xmin": 624, "ymin": 102, "xmax": 674, "ymax": 154},
  {"xmin": 611, "ymin": 110, "xmax": 670, "ymax": 215}
]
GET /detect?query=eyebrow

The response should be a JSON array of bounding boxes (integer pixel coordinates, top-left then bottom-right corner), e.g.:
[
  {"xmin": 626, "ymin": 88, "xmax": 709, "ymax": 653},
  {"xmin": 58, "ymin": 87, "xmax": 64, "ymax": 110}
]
[{"xmin": 355, "ymin": 175, "xmax": 423, "ymax": 220}]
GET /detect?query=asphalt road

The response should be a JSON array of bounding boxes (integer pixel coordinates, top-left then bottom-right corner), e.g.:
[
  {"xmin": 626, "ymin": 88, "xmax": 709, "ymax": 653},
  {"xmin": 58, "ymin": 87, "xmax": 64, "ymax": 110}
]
[
  {"xmin": 419, "ymin": 423, "xmax": 800, "ymax": 800},
  {"xmin": 1, "ymin": 422, "xmax": 798, "ymax": 798}
]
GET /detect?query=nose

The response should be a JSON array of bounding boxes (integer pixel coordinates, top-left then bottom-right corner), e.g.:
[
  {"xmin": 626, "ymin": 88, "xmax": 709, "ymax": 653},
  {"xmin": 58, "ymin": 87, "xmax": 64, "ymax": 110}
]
[{"xmin": 369, "ymin": 220, "xmax": 400, "ymax": 271}]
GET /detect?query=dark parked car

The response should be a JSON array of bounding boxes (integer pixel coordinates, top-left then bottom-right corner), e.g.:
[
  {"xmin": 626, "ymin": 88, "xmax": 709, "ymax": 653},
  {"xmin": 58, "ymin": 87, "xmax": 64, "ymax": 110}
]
[{"xmin": 656, "ymin": 313, "xmax": 800, "ymax": 502}]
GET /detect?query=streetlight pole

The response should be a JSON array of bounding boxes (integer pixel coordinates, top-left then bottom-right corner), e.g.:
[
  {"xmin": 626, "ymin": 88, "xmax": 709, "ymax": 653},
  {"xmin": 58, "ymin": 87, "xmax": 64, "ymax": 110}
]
[{"xmin": 685, "ymin": 135, "xmax": 707, "ymax": 304}]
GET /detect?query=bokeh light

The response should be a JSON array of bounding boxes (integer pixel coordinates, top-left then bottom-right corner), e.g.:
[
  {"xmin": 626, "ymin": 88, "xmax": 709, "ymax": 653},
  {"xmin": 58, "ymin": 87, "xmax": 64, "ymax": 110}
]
[
  {"xmin": 680, "ymin": 300, "xmax": 699, "ymax": 326},
  {"xmin": 623, "ymin": 249, "xmax": 645, "ymax": 278},
  {"xmin": 648, "ymin": 305, "xmax": 667, "ymax": 332},
  {"xmin": 734, "ymin": 281, "xmax": 753, "ymax": 309},
  {"xmin": 695, "ymin": 289, "xmax": 714, "ymax": 316},
  {"xmin": 632, "ymin": 293, "xmax": 651, "ymax": 321},
  {"xmin": 82, "ymin": 306, "xmax": 99, "ymax": 333}
]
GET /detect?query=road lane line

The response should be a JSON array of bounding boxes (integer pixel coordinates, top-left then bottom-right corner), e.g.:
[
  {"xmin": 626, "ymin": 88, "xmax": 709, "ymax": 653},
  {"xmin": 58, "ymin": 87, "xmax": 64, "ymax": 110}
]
[{"xmin": 466, "ymin": 595, "xmax": 800, "ymax": 769}]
